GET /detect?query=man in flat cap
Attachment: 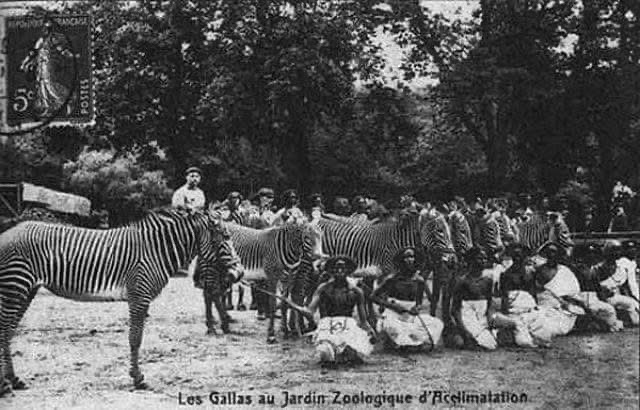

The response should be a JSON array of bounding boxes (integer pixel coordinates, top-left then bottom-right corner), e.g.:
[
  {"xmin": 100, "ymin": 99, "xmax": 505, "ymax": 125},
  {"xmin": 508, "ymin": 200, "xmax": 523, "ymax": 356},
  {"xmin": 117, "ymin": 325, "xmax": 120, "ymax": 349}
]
[
  {"xmin": 172, "ymin": 167, "xmax": 206, "ymax": 212},
  {"xmin": 172, "ymin": 167, "xmax": 206, "ymax": 278}
]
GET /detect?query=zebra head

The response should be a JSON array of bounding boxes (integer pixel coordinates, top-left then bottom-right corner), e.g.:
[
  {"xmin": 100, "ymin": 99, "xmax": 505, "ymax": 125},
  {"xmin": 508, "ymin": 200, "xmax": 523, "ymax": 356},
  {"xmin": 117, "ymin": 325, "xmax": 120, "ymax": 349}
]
[
  {"xmin": 419, "ymin": 209, "xmax": 456, "ymax": 263},
  {"xmin": 304, "ymin": 219, "xmax": 329, "ymax": 262},
  {"xmin": 199, "ymin": 213, "xmax": 245, "ymax": 283}
]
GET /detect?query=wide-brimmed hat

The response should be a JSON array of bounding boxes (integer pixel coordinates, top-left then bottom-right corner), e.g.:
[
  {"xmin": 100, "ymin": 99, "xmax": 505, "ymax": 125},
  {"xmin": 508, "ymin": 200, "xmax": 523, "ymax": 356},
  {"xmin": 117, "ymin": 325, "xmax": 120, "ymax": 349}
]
[
  {"xmin": 324, "ymin": 256, "xmax": 357, "ymax": 274},
  {"xmin": 185, "ymin": 166, "xmax": 202, "ymax": 176}
]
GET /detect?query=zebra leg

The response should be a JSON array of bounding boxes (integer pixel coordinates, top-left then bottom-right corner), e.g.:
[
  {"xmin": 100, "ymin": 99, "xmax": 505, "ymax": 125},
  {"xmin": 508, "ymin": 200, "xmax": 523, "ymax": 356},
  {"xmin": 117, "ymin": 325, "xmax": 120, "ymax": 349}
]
[
  {"xmin": 0, "ymin": 328, "xmax": 10, "ymax": 397},
  {"xmin": 203, "ymin": 286, "xmax": 218, "ymax": 335},
  {"xmin": 0, "ymin": 285, "xmax": 38, "ymax": 395},
  {"xmin": 256, "ymin": 282, "xmax": 267, "ymax": 320},
  {"xmin": 225, "ymin": 287, "xmax": 234, "ymax": 310},
  {"xmin": 213, "ymin": 292, "xmax": 230, "ymax": 334},
  {"xmin": 127, "ymin": 299, "xmax": 151, "ymax": 390},
  {"xmin": 289, "ymin": 283, "xmax": 304, "ymax": 338},
  {"xmin": 266, "ymin": 281, "xmax": 278, "ymax": 344},
  {"xmin": 250, "ymin": 286, "xmax": 258, "ymax": 310},
  {"xmin": 362, "ymin": 278, "xmax": 377, "ymax": 329},
  {"xmin": 431, "ymin": 273, "xmax": 441, "ymax": 318},
  {"xmin": 6, "ymin": 287, "xmax": 38, "ymax": 390},
  {"xmin": 237, "ymin": 285, "xmax": 246, "ymax": 311}
]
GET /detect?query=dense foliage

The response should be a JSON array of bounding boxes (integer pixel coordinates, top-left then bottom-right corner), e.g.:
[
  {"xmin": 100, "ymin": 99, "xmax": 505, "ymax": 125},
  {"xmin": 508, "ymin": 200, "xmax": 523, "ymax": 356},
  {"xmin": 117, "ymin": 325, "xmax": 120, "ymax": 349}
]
[{"xmin": 0, "ymin": 0, "xmax": 637, "ymax": 225}]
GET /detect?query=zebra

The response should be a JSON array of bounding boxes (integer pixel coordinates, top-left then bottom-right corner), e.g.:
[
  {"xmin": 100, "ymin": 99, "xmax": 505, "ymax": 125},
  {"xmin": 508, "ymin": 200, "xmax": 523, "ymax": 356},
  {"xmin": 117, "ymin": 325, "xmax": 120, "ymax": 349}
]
[
  {"xmin": 314, "ymin": 210, "xmax": 456, "ymax": 324},
  {"xmin": 447, "ymin": 208, "xmax": 473, "ymax": 258},
  {"xmin": 472, "ymin": 209, "xmax": 505, "ymax": 259},
  {"xmin": 0, "ymin": 208, "xmax": 243, "ymax": 394},
  {"xmin": 201, "ymin": 220, "xmax": 325, "ymax": 343},
  {"xmin": 515, "ymin": 213, "xmax": 551, "ymax": 253}
]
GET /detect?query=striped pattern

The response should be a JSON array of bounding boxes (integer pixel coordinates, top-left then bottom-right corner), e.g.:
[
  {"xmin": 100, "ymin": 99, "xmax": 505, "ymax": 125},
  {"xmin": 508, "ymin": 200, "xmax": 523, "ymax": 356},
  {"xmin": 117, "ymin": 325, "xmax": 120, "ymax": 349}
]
[
  {"xmin": 495, "ymin": 212, "xmax": 515, "ymax": 243},
  {"xmin": 515, "ymin": 216, "xmax": 550, "ymax": 252},
  {"xmin": 202, "ymin": 221, "xmax": 323, "ymax": 340},
  {"xmin": 316, "ymin": 211, "xmax": 454, "ymax": 278},
  {"xmin": 0, "ymin": 208, "xmax": 243, "ymax": 390},
  {"xmin": 448, "ymin": 210, "xmax": 473, "ymax": 256},
  {"xmin": 474, "ymin": 215, "xmax": 504, "ymax": 255},
  {"xmin": 549, "ymin": 217, "xmax": 574, "ymax": 255}
]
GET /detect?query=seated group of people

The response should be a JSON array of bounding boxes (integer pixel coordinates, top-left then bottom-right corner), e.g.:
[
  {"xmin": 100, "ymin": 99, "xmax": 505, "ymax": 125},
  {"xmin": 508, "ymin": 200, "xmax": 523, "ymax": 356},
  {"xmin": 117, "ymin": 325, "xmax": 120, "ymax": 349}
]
[{"xmin": 297, "ymin": 241, "xmax": 639, "ymax": 367}]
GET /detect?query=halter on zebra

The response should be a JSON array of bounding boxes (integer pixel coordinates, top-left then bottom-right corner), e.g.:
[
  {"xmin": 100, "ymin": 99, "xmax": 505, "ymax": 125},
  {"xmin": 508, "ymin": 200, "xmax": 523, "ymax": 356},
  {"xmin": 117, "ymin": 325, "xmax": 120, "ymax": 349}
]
[
  {"xmin": 200, "ymin": 220, "xmax": 325, "ymax": 342},
  {"xmin": 0, "ymin": 208, "xmax": 243, "ymax": 394}
]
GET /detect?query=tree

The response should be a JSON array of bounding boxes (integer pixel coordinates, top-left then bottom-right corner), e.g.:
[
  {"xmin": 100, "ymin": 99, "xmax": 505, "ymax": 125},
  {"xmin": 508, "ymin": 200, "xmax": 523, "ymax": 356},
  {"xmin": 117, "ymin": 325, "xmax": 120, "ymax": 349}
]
[
  {"xmin": 63, "ymin": 148, "xmax": 172, "ymax": 224},
  {"xmin": 567, "ymin": 0, "xmax": 640, "ymax": 207}
]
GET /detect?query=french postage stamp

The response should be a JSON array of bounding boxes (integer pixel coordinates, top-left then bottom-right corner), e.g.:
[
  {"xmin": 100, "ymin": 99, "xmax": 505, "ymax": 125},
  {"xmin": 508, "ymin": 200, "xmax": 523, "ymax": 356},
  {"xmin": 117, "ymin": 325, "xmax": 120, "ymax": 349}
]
[{"xmin": 2, "ymin": 13, "xmax": 93, "ymax": 131}]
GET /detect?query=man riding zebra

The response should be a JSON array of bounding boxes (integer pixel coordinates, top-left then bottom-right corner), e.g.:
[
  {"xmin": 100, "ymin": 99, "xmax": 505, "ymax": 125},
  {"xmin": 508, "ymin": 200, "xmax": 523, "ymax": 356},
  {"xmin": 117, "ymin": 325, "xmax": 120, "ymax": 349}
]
[{"xmin": 0, "ymin": 208, "xmax": 243, "ymax": 394}]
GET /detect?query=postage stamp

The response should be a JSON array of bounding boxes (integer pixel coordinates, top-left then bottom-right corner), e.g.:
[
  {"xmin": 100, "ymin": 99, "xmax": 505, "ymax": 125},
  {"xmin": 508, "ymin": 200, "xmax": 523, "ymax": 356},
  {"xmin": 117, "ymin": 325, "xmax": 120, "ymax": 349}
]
[{"xmin": 2, "ymin": 13, "xmax": 93, "ymax": 132}]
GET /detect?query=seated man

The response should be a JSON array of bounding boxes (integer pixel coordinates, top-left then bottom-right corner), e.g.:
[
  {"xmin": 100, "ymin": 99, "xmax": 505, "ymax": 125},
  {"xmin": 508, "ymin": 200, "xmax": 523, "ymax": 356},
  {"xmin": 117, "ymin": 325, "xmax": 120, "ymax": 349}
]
[
  {"xmin": 300, "ymin": 256, "xmax": 376, "ymax": 367},
  {"xmin": 594, "ymin": 241, "xmax": 639, "ymax": 327},
  {"xmin": 619, "ymin": 240, "xmax": 639, "ymax": 303},
  {"xmin": 532, "ymin": 245, "xmax": 584, "ymax": 338},
  {"xmin": 489, "ymin": 244, "xmax": 543, "ymax": 348},
  {"xmin": 571, "ymin": 244, "xmax": 622, "ymax": 332},
  {"xmin": 370, "ymin": 247, "xmax": 444, "ymax": 352},
  {"xmin": 451, "ymin": 247, "xmax": 499, "ymax": 350}
]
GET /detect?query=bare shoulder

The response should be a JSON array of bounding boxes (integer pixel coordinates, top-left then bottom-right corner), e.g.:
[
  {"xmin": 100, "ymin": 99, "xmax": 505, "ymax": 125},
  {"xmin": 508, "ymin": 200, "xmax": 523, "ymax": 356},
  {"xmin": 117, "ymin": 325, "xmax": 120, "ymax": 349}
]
[
  {"xmin": 348, "ymin": 282, "xmax": 365, "ymax": 298},
  {"xmin": 315, "ymin": 280, "xmax": 333, "ymax": 295}
]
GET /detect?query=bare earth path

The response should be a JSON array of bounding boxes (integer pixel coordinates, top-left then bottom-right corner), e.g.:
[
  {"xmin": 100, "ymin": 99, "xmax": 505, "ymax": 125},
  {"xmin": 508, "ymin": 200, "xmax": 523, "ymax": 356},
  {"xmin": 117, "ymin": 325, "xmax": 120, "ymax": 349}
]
[{"xmin": 3, "ymin": 278, "xmax": 639, "ymax": 410}]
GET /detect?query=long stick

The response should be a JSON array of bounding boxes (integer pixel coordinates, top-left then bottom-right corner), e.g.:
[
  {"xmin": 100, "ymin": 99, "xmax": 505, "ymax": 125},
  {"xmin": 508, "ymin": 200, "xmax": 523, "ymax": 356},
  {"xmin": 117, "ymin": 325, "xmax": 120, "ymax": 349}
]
[
  {"xmin": 358, "ymin": 281, "xmax": 434, "ymax": 351},
  {"xmin": 239, "ymin": 279, "xmax": 314, "ymax": 321}
]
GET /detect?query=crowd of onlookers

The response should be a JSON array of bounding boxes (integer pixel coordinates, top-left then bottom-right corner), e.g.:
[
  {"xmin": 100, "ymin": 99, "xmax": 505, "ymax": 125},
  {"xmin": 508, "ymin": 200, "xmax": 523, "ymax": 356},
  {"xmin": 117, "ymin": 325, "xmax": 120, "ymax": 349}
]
[{"xmin": 170, "ymin": 167, "xmax": 639, "ymax": 236}]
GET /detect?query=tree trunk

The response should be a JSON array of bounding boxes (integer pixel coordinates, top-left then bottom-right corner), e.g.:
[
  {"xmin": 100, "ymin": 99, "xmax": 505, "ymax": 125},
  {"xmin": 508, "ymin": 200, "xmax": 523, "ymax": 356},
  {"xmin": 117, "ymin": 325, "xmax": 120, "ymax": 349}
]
[{"xmin": 483, "ymin": 100, "xmax": 509, "ymax": 192}]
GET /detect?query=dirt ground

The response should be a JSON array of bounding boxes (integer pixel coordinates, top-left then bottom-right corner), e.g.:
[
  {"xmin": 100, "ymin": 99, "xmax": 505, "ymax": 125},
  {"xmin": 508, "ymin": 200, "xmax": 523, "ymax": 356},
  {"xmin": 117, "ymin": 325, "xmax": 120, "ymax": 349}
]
[{"xmin": 3, "ymin": 278, "xmax": 639, "ymax": 410}]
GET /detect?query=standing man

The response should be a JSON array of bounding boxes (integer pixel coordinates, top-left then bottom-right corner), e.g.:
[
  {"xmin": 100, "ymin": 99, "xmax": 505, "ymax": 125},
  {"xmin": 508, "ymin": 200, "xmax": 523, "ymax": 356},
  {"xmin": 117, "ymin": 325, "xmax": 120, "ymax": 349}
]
[
  {"xmin": 172, "ymin": 167, "xmax": 206, "ymax": 212},
  {"xmin": 308, "ymin": 193, "xmax": 325, "ymax": 220},
  {"xmin": 250, "ymin": 187, "xmax": 277, "ymax": 318},
  {"xmin": 255, "ymin": 187, "xmax": 277, "ymax": 228},
  {"xmin": 351, "ymin": 196, "xmax": 369, "ymax": 221},
  {"xmin": 332, "ymin": 197, "xmax": 351, "ymax": 216},
  {"xmin": 173, "ymin": 167, "xmax": 206, "ymax": 279},
  {"xmin": 275, "ymin": 189, "xmax": 305, "ymax": 225}
]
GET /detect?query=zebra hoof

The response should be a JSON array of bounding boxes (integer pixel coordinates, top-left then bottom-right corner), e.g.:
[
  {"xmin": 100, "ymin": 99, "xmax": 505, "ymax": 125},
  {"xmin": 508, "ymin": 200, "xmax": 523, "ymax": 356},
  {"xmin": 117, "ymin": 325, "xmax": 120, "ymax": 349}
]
[
  {"xmin": 225, "ymin": 304, "xmax": 234, "ymax": 311},
  {"xmin": 133, "ymin": 376, "xmax": 149, "ymax": 390},
  {"xmin": 237, "ymin": 304, "xmax": 247, "ymax": 311},
  {"xmin": 267, "ymin": 336, "xmax": 277, "ymax": 344},
  {"xmin": 0, "ymin": 379, "xmax": 12, "ymax": 397},
  {"xmin": 221, "ymin": 323, "xmax": 230, "ymax": 334},
  {"xmin": 10, "ymin": 377, "xmax": 27, "ymax": 390},
  {"xmin": 206, "ymin": 327, "xmax": 217, "ymax": 336}
]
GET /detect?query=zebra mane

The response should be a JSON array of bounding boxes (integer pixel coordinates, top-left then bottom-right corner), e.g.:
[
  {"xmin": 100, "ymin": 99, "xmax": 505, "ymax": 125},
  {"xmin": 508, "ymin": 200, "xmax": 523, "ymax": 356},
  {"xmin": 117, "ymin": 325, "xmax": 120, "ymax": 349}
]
[{"xmin": 111, "ymin": 207, "xmax": 211, "ymax": 228}]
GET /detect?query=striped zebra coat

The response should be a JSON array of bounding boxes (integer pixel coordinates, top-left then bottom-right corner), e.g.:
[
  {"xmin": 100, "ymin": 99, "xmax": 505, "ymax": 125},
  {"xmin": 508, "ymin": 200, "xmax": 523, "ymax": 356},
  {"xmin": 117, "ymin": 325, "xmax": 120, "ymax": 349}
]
[{"xmin": 0, "ymin": 208, "xmax": 243, "ymax": 393}]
